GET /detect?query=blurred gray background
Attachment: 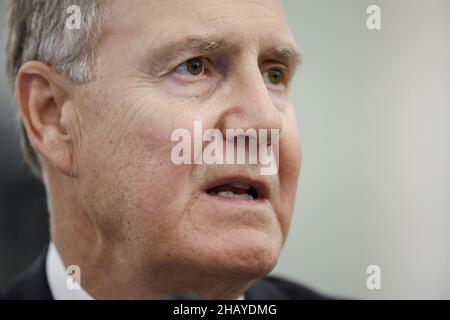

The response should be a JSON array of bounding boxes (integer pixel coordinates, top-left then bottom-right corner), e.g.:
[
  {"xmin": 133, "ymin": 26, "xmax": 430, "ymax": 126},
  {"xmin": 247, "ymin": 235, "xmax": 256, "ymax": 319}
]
[{"xmin": 1, "ymin": 0, "xmax": 449, "ymax": 299}]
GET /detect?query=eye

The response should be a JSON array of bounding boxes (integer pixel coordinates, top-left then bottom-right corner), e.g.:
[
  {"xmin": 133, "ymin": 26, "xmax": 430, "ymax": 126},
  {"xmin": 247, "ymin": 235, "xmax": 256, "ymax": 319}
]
[
  {"xmin": 175, "ymin": 58, "xmax": 204, "ymax": 76},
  {"xmin": 263, "ymin": 68, "xmax": 285, "ymax": 86}
]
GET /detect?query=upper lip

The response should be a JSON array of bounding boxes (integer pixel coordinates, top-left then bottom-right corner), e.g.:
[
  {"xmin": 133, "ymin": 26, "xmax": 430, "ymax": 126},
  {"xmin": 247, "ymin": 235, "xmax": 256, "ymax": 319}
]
[{"xmin": 202, "ymin": 174, "xmax": 270, "ymax": 200}]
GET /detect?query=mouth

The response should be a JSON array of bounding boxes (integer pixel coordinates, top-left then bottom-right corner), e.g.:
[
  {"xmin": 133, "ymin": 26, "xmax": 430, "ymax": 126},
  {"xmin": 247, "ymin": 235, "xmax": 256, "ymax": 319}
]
[
  {"xmin": 207, "ymin": 182, "xmax": 259, "ymax": 200},
  {"xmin": 203, "ymin": 177, "xmax": 268, "ymax": 202}
]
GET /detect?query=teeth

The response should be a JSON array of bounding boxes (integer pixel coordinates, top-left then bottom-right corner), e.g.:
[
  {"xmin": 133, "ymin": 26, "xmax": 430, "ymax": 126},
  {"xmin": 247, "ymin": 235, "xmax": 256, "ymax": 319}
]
[
  {"xmin": 215, "ymin": 191, "xmax": 254, "ymax": 200},
  {"xmin": 230, "ymin": 182, "xmax": 252, "ymax": 190}
]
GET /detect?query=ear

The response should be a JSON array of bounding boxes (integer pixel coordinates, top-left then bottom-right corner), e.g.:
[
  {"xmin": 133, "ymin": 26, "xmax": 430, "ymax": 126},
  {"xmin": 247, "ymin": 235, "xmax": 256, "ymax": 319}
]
[{"xmin": 15, "ymin": 61, "xmax": 77, "ymax": 177}]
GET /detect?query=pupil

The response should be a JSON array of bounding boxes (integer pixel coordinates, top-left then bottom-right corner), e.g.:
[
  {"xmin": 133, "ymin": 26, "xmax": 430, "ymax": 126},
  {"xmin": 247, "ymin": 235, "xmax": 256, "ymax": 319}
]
[
  {"xmin": 269, "ymin": 69, "xmax": 282, "ymax": 84},
  {"xmin": 187, "ymin": 58, "xmax": 203, "ymax": 75}
]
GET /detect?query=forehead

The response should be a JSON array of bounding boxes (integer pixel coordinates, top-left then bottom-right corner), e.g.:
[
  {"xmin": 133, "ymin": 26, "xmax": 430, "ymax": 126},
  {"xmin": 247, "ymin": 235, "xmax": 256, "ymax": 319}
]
[{"xmin": 103, "ymin": 0, "xmax": 296, "ymax": 52}]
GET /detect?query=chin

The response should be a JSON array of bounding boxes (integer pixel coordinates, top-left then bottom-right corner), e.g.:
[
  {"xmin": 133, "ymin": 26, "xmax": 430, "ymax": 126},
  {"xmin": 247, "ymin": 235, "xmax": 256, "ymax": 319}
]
[{"xmin": 205, "ymin": 229, "xmax": 282, "ymax": 279}]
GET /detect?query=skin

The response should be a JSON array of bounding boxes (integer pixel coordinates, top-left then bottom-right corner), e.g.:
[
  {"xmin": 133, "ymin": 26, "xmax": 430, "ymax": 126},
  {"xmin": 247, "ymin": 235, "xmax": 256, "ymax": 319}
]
[{"xmin": 15, "ymin": 0, "xmax": 302, "ymax": 299}]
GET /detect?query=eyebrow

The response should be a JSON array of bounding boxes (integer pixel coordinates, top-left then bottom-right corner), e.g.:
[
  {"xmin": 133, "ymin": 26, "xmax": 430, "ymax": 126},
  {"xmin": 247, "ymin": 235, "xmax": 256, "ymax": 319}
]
[
  {"xmin": 145, "ymin": 35, "xmax": 302, "ymax": 75},
  {"xmin": 260, "ymin": 46, "xmax": 302, "ymax": 71},
  {"xmin": 145, "ymin": 36, "xmax": 225, "ymax": 74}
]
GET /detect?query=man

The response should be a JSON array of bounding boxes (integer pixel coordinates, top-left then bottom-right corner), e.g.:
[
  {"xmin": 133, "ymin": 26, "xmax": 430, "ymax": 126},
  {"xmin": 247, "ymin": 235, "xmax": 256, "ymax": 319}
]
[{"xmin": 1, "ymin": 0, "xmax": 326, "ymax": 299}]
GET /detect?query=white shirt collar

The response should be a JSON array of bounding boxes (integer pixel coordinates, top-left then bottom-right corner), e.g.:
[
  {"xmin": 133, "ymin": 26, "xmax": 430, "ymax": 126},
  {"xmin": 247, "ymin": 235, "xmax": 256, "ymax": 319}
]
[
  {"xmin": 46, "ymin": 242, "xmax": 94, "ymax": 300},
  {"xmin": 46, "ymin": 242, "xmax": 245, "ymax": 300}
]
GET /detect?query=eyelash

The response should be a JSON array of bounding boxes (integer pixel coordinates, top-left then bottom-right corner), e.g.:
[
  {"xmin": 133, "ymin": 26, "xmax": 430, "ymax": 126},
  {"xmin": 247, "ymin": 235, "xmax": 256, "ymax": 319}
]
[
  {"xmin": 172, "ymin": 58, "xmax": 211, "ymax": 84},
  {"xmin": 262, "ymin": 64, "xmax": 289, "ymax": 87}
]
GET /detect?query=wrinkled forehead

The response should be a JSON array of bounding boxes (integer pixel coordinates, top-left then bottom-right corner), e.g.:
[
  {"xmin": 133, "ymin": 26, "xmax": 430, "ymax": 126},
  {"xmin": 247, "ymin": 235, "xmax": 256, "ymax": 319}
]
[{"xmin": 102, "ymin": 0, "xmax": 297, "ymax": 54}]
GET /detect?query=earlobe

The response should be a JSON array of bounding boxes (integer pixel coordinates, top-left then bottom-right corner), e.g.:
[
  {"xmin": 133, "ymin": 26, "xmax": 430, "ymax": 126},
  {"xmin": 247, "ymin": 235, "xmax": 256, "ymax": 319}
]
[{"xmin": 15, "ymin": 61, "xmax": 76, "ymax": 177}]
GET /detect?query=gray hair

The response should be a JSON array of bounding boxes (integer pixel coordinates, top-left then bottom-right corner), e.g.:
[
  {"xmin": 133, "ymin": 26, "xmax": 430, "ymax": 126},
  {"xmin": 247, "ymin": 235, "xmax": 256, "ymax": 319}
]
[{"xmin": 5, "ymin": 0, "xmax": 107, "ymax": 178}]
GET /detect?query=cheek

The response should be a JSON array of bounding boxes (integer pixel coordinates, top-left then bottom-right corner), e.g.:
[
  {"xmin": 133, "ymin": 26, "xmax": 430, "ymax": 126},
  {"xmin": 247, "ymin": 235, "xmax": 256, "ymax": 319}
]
[
  {"xmin": 123, "ymin": 107, "xmax": 203, "ymax": 234},
  {"xmin": 79, "ymin": 93, "xmax": 195, "ymax": 241},
  {"xmin": 280, "ymin": 108, "xmax": 302, "ymax": 195},
  {"xmin": 280, "ymin": 129, "xmax": 302, "ymax": 187},
  {"xmin": 276, "ymin": 120, "xmax": 302, "ymax": 235},
  {"xmin": 128, "ymin": 166, "xmax": 191, "ymax": 249}
]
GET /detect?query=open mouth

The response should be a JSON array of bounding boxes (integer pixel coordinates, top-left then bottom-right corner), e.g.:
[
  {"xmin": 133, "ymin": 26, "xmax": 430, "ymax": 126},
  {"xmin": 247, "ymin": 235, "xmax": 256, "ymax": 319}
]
[{"xmin": 206, "ymin": 181, "xmax": 260, "ymax": 200}]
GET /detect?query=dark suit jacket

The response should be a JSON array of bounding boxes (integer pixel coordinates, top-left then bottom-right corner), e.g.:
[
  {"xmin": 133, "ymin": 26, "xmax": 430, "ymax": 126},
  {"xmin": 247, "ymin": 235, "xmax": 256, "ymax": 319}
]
[{"xmin": 1, "ymin": 248, "xmax": 328, "ymax": 300}]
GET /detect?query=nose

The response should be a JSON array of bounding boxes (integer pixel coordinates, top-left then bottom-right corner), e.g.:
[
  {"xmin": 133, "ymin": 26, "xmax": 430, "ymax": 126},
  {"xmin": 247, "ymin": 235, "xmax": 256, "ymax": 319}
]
[{"xmin": 216, "ymin": 63, "xmax": 283, "ymax": 143}]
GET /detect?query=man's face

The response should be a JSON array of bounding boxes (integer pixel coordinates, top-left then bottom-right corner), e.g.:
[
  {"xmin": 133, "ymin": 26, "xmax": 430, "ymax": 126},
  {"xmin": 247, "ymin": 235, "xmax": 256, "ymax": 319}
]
[{"xmin": 73, "ymin": 0, "xmax": 301, "ymax": 279}]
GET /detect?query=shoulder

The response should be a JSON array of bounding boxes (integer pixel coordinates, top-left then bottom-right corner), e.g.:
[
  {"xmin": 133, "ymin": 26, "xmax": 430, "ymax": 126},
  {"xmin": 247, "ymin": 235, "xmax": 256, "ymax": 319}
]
[
  {"xmin": 246, "ymin": 275, "xmax": 331, "ymax": 300},
  {"xmin": 0, "ymin": 249, "xmax": 53, "ymax": 300}
]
